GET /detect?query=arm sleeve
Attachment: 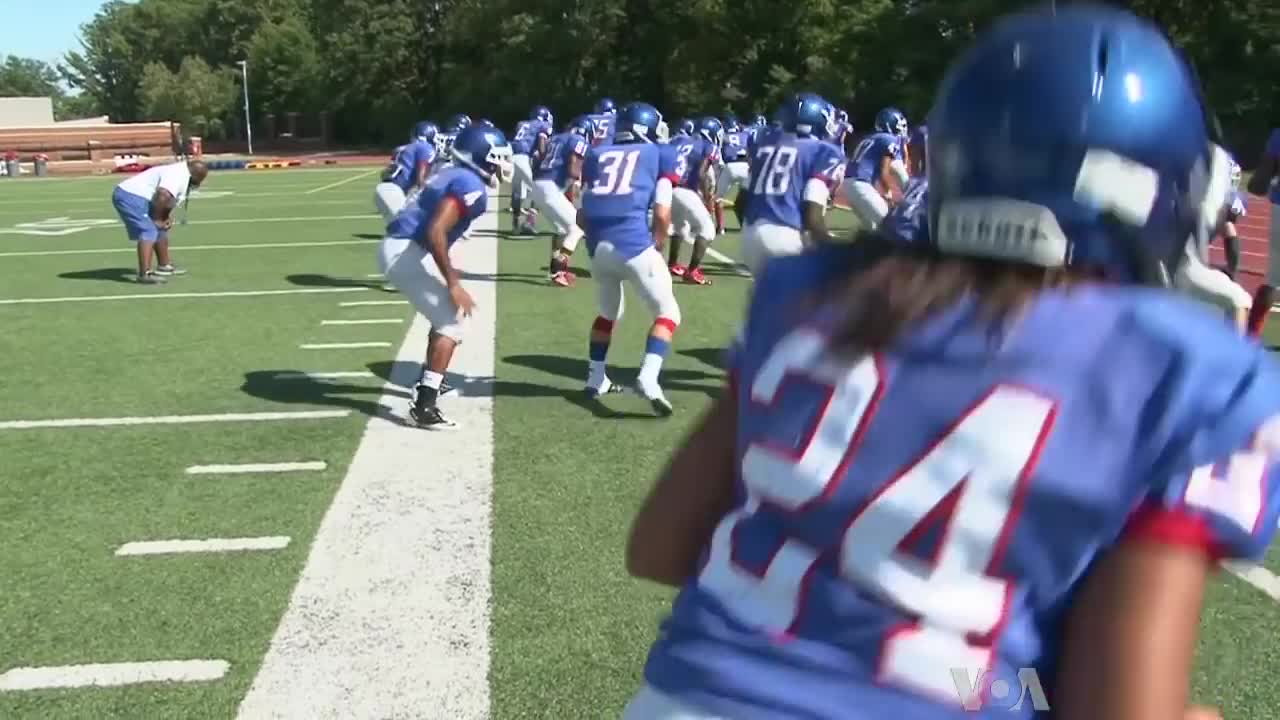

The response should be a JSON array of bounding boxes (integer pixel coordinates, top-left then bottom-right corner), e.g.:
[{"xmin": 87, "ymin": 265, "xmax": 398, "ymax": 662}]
[{"xmin": 653, "ymin": 177, "xmax": 673, "ymax": 208}]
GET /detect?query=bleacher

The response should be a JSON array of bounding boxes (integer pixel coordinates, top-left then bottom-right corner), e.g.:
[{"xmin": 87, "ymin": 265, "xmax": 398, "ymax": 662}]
[{"xmin": 0, "ymin": 122, "xmax": 181, "ymax": 162}]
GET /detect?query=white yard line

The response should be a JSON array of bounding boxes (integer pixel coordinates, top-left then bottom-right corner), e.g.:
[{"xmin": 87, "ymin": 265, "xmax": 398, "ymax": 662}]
[
  {"xmin": 0, "ymin": 287, "xmax": 367, "ymax": 306},
  {"xmin": 0, "ymin": 213, "xmax": 378, "ymax": 238},
  {"xmin": 0, "ymin": 409, "xmax": 349, "ymax": 430},
  {"xmin": 320, "ymin": 318, "xmax": 402, "ymax": 326},
  {"xmin": 705, "ymin": 246, "xmax": 753, "ymax": 276},
  {"xmin": 304, "ymin": 168, "xmax": 380, "ymax": 194},
  {"xmin": 0, "ymin": 660, "xmax": 230, "ymax": 692},
  {"xmin": 338, "ymin": 300, "xmax": 404, "ymax": 307},
  {"xmin": 186, "ymin": 461, "xmax": 327, "ymax": 475},
  {"xmin": 1224, "ymin": 562, "xmax": 1280, "ymax": 603},
  {"xmin": 300, "ymin": 342, "xmax": 392, "ymax": 350},
  {"xmin": 116, "ymin": 537, "xmax": 291, "ymax": 556},
  {"xmin": 276, "ymin": 371, "xmax": 377, "ymax": 380},
  {"xmin": 0, "ymin": 239, "xmax": 375, "ymax": 259},
  {"xmin": 238, "ymin": 204, "xmax": 498, "ymax": 720}
]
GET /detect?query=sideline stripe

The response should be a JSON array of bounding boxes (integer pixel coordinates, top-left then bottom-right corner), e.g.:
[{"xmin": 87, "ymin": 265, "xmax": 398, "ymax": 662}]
[
  {"xmin": 0, "ymin": 410, "xmax": 349, "ymax": 430},
  {"xmin": 186, "ymin": 461, "xmax": 327, "ymax": 475},
  {"xmin": 339, "ymin": 300, "xmax": 403, "ymax": 307},
  {"xmin": 304, "ymin": 168, "xmax": 380, "ymax": 194},
  {"xmin": 705, "ymin": 246, "xmax": 753, "ymax": 276},
  {"xmin": 116, "ymin": 537, "xmax": 291, "ymax": 556},
  {"xmin": 276, "ymin": 371, "xmax": 377, "ymax": 380},
  {"xmin": 0, "ymin": 660, "xmax": 230, "ymax": 692},
  {"xmin": 321, "ymin": 318, "xmax": 402, "ymax": 326},
  {"xmin": 0, "ymin": 239, "xmax": 375, "ymax": 259},
  {"xmin": 238, "ymin": 204, "xmax": 497, "ymax": 719},
  {"xmin": 0, "ymin": 287, "xmax": 367, "ymax": 306},
  {"xmin": 300, "ymin": 342, "xmax": 392, "ymax": 349},
  {"xmin": 1225, "ymin": 562, "xmax": 1280, "ymax": 603}
]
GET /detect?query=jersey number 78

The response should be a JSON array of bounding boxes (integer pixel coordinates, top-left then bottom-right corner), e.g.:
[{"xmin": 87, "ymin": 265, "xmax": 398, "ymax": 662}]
[{"xmin": 750, "ymin": 146, "xmax": 798, "ymax": 195}]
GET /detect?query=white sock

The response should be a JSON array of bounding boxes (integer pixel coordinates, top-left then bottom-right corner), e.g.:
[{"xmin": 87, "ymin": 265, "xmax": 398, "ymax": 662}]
[
  {"xmin": 638, "ymin": 353, "xmax": 664, "ymax": 386},
  {"xmin": 419, "ymin": 369, "xmax": 443, "ymax": 389}
]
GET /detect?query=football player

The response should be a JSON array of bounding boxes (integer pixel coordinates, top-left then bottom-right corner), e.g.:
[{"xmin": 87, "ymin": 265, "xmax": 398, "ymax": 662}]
[
  {"xmin": 586, "ymin": 98, "xmax": 618, "ymax": 147},
  {"xmin": 1219, "ymin": 158, "xmax": 1244, "ymax": 280},
  {"xmin": 844, "ymin": 107, "xmax": 910, "ymax": 230},
  {"xmin": 881, "ymin": 123, "xmax": 928, "ymax": 245},
  {"xmin": 716, "ymin": 115, "xmax": 752, "ymax": 232},
  {"xmin": 624, "ymin": 7, "xmax": 1276, "ymax": 720},
  {"xmin": 578, "ymin": 101, "xmax": 681, "ymax": 415},
  {"xmin": 1244, "ymin": 128, "xmax": 1280, "ymax": 335},
  {"xmin": 665, "ymin": 116, "xmax": 721, "ymax": 285},
  {"xmin": 374, "ymin": 121, "xmax": 438, "ymax": 223},
  {"xmin": 378, "ymin": 125, "xmax": 512, "ymax": 430},
  {"xmin": 532, "ymin": 117, "xmax": 591, "ymax": 286},
  {"xmin": 734, "ymin": 92, "xmax": 846, "ymax": 275},
  {"xmin": 510, "ymin": 106, "xmax": 554, "ymax": 234}
]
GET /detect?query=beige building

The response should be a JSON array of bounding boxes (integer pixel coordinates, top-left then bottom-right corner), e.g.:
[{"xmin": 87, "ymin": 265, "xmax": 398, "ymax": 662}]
[{"xmin": 0, "ymin": 97, "xmax": 55, "ymax": 127}]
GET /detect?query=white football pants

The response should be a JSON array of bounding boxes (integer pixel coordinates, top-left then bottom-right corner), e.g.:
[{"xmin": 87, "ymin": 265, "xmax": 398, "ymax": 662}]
[
  {"xmin": 533, "ymin": 178, "xmax": 584, "ymax": 253},
  {"xmin": 671, "ymin": 187, "xmax": 716, "ymax": 243},
  {"xmin": 1175, "ymin": 243, "xmax": 1252, "ymax": 314},
  {"xmin": 591, "ymin": 242, "xmax": 682, "ymax": 325},
  {"xmin": 741, "ymin": 222, "xmax": 805, "ymax": 276},
  {"xmin": 374, "ymin": 182, "xmax": 407, "ymax": 223},
  {"xmin": 845, "ymin": 179, "xmax": 889, "ymax": 230},
  {"xmin": 512, "ymin": 153, "xmax": 535, "ymax": 210},
  {"xmin": 377, "ymin": 236, "xmax": 465, "ymax": 341},
  {"xmin": 715, "ymin": 161, "xmax": 750, "ymax": 199}
]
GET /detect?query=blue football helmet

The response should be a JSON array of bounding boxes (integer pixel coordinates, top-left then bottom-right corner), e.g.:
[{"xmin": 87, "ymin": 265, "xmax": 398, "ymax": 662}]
[
  {"xmin": 753, "ymin": 115, "xmax": 768, "ymax": 127},
  {"xmin": 874, "ymin": 107, "xmax": 908, "ymax": 137},
  {"xmin": 927, "ymin": 4, "xmax": 1229, "ymax": 285},
  {"xmin": 532, "ymin": 105, "xmax": 553, "ymax": 125},
  {"xmin": 698, "ymin": 117, "xmax": 725, "ymax": 146},
  {"xmin": 779, "ymin": 93, "xmax": 837, "ymax": 140},
  {"xmin": 676, "ymin": 118, "xmax": 695, "ymax": 137},
  {"xmin": 412, "ymin": 121, "xmax": 438, "ymax": 144},
  {"xmin": 615, "ymin": 102, "xmax": 667, "ymax": 144},
  {"xmin": 568, "ymin": 115, "xmax": 595, "ymax": 137},
  {"xmin": 451, "ymin": 125, "xmax": 514, "ymax": 188},
  {"xmin": 595, "ymin": 98, "xmax": 617, "ymax": 115},
  {"xmin": 446, "ymin": 114, "xmax": 472, "ymax": 131},
  {"xmin": 722, "ymin": 113, "xmax": 740, "ymax": 132}
]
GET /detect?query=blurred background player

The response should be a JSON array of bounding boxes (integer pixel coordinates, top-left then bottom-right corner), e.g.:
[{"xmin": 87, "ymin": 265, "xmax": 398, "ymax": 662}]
[
  {"xmin": 844, "ymin": 107, "xmax": 909, "ymax": 230},
  {"xmin": 533, "ymin": 116, "xmax": 591, "ymax": 286},
  {"xmin": 434, "ymin": 114, "xmax": 472, "ymax": 168},
  {"xmin": 510, "ymin": 106, "xmax": 554, "ymax": 235},
  {"xmin": 374, "ymin": 121, "xmax": 438, "ymax": 223},
  {"xmin": 716, "ymin": 114, "xmax": 752, "ymax": 233},
  {"xmin": 735, "ymin": 93, "xmax": 845, "ymax": 275},
  {"xmin": 579, "ymin": 101, "xmax": 680, "ymax": 416},
  {"xmin": 1245, "ymin": 127, "xmax": 1280, "ymax": 329},
  {"xmin": 378, "ymin": 124, "xmax": 512, "ymax": 430},
  {"xmin": 882, "ymin": 123, "xmax": 928, "ymax": 245},
  {"xmin": 665, "ymin": 116, "xmax": 721, "ymax": 285},
  {"xmin": 587, "ymin": 98, "xmax": 618, "ymax": 147},
  {"xmin": 624, "ymin": 7, "xmax": 1276, "ymax": 720},
  {"xmin": 1218, "ymin": 156, "xmax": 1244, "ymax": 279}
]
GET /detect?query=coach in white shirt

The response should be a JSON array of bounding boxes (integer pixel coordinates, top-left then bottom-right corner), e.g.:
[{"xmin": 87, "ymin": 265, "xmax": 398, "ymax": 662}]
[{"xmin": 111, "ymin": 159, "xmax": 209, "ymax": 284}]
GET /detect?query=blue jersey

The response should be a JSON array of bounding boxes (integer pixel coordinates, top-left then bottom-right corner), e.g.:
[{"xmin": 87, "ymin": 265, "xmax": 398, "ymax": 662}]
[
  {"xmin": 511, "ymin": 119, "xmax": 552, "ymax": 156},
  {"xmin": 580, "ymin": 142, "xmax": 680, "ymax": 260},
  {"xmin": 668, "ymin": 136, "xmax": 719, "ymax": 190},
  {"xmin": 535, "ymin": 131, "xmax": 589, "ymax": 186},
  {"xmin": 722, "ymin": 129, "xmax": 752, "ymax": 162},
  {"xmin": 742, "ymin": 129, "xmax": 847, "ymax": 229},
  {"xmin": 883, "ymin": 177, "xmax": 929, "ymax": 244},
  {"xmin": 1265, "ymin": 129, "xmax": 1280, "ymax": 204},
  {"xmin": 642, "ymin": 244, "xmax": 1280, "ymax": 719},
  {"xmin": 382, "ymin": 139, "xmax": 437, "ymax": 191},
  {"xmin": 385, "ymin": 167, "xmax": 488, "ymax": 247},
  {"xmin": 851, "ymin": 131, "xmax": 904, "ymax": 183},
  {"xmin": 586, "ymin": 112, "xmax": 616, "ymax": 146}
]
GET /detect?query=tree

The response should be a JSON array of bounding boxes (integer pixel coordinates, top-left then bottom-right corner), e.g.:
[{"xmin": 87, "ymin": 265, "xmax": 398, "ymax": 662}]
[
  {"xmin": 138, "ymin": 56, "xmax": 238, "ymax": 139},
  {"xmin": 1, "ymin": 54, "xmax": 101, "ymax": 121},
  {"xmin": 246, "ymin": 16, "xmax": 323, "ymax": 116}
]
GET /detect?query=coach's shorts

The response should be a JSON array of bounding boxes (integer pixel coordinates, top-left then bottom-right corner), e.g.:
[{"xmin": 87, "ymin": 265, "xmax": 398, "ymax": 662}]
[
  {"xmin": 377, "ymin": 236, "xmax": 465, "ymax": 341},
  {"xmin": 112, "ymin": 186, "xmax": 166, "ymax": 243}
]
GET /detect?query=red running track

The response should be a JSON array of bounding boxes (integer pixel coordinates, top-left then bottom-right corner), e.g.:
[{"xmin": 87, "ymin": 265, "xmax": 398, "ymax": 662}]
[{"xmin": 1211, "ymin": 195, "xmax": 1272, "ymax": 295}]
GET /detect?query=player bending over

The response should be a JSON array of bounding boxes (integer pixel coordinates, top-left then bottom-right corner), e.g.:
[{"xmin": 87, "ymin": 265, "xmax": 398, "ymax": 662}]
[
  {"xmin": 624, "ymin": 7, "xmax": 1278, "ymax": 720},
  {"xmin": 735, "ymin": 93, "xmax": 846, "ymax": 275},
  {"xmin": 374, "ymin": 122, "xmax": 437, "ymax": 223},
  {"xmin": 666, "ymin": 116, "xmax": 722, "ymax": 285},
  {"xmin": 844, "ymin": 108, "xmax": 910, "ymax": 230},
  {"xmin": 578, "ymin": 102, "xmax": 681, "ymax": 416},
  {"xmin": 715, "ymin": 115, "xmax": 752, "ymax": 232},
  {"xmin": 533, "ymin": 117, "xmax": 591, "ymax": 286},
  {"xmin": 377, "ymin": 125, "xmax": 513, "ymax": 430},
  {"xmin": 510, "ymin": 106, "xmax": 554, "ymax": 235}
]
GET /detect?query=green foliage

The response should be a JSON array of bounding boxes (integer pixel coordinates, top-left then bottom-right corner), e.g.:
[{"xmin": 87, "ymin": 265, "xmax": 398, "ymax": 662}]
[
  {"xmin": 0, "ymin": 54, "xmax": 101, "ymax": 121},
  {"xmin": 33, "ymin": 0, "xmax": 1280, "ymax": 150},
  {"xmin": 138, "ymin": 56, "xmax": 238, "ymax": 138}
]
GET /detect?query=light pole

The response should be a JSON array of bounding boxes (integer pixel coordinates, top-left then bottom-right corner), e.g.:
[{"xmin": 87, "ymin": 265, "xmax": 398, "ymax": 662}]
[{"xmin": 236, "ymin": 60, "xmax": 254, "ymax": 155}]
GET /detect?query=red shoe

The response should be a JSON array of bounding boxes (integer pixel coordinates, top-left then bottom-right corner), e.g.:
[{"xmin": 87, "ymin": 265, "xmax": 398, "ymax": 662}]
[
  {"xmin": 683, "ymin": 267, "xmax": 712, "ymax": 285},
  {"xmin": 1247, "ymin": 284, "xmax": 1275, "ymax": 337},
  {"xmin": 551, "ymin": 270, "xmax": 576, "ymax": 287},
  {"xmin": 669, "ymin": 264, "xmax": 687, "ymax": 278}
]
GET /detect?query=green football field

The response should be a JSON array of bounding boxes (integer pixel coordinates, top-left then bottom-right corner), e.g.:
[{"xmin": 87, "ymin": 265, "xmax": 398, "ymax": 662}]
[{"xmin": 0, "ymin": 166, "xmax": 1277, "ymax": 719}]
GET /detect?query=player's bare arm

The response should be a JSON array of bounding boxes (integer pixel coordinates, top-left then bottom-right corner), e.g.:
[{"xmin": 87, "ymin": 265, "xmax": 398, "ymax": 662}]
[
  {"xmin": 652, "ymin": 197, "xmax": 672, "ymax": 254},
  {"xmin": 627, "ymin": 389, "xmax": 738, "ymax": 586},
  {"xmin": 414, "ymin": 160, "xmax": 430, "ymax": 190},
  {"xmin": 802, "ymin": 200, "xmax": 833, "ymax": 245},
  {"xmin": 426, "ymin": 196, "xmax": 475, "ymax": 316},
  {"xmin": 149, "ymin": 188, "xmax": 176, "ymax": 227},
  {"xmin": 878, "ymin": 155, "xmax": 902, "ymax": 202},
  {"xmin": 1053, "ymin": 540, "xmax": 1215, "ymax": 720}
]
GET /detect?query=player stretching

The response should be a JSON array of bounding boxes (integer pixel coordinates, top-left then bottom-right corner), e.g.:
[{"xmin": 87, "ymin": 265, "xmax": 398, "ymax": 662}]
[
  {"xmin": 374, "ymin": 122, "xmax": 437, "ymax": 223},
  {"xmin": 579, "ymin": 102, "xmax": 681, "ymax": 416},
  {"xmin": 844, "ymin": 108, "xmax": 909, "ymax": 230},
  {"xmin": 378, "ymin": 125, "xmax": 513, "ymax": 430},
  {"xmin": 624, "ymin": 7, "xmax": 1276, "ymax": 720},
  {"xmin": 735, "ymin": 93, "xmax": 846, "ymax": 275},
  {"xmin": 666, "ymin": 116, "xmax": 721, "ymax": 285},
  {"xmin": 533, "ymin": 117, "xmax": 591, "ymax": 286},
  {"xmin": 715, "ymin": 115, "xmax": 752, "ymax": 233},
  {"xmin": 510, "ymin": 106, "xmax": 554, "ymax": 235}
]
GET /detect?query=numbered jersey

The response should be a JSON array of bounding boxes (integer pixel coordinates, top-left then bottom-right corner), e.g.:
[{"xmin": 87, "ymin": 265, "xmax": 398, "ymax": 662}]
[
  {"xmin": 580, "ymin": 142, "xmax": 680, "ymax": 260},
  {"xmin": 851, "ymin": 131, "xmax": 904, "ymax": 183},
  {"xmin": 742, "ymin": 129, "xmax": 847, "ymax": 229},
  {"xmin": 385, "ymin": 166, "xmax": 488, "ymax": 247},
  {"xmin": 381, "ymin": 139, "xmax": 437, "ymax": 191},
  {"xmin": 535, "ymin": 131, "xmax": 589, "ymax": 186},
  {"xmin": 883, "ymin": 177, "xmax": 929, "ymax": 244},
  {"xmin": 641, "ymin": 244, "xmax": 1280, "ymax": 719},
  {"xmin": 586, "ymin": 112, "xmax": 616, "ymax": 146},
  {"xmin": 511, "ymin": 119, "xmax": 552, "ymax": 156},
  {"xmin": 722, "ymin": 129, "xmax": 751, "ymax": 162},
  {"xmin": 667, "ymin": 136, "xmax": 718, "ymax": 191}
]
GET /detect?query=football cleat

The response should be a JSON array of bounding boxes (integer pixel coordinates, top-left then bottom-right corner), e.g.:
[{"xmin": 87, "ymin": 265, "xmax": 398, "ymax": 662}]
[
  {"xmin": 683, "ymin": 267, "xmax": 712, "ymax": 285},
  {"xmin": 668, "ymin": 264, "xmax": 687, "ymax": 278},
  {"xmin": 635, "ymin": 379, "xmax": 673, "ymax": 417}
]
